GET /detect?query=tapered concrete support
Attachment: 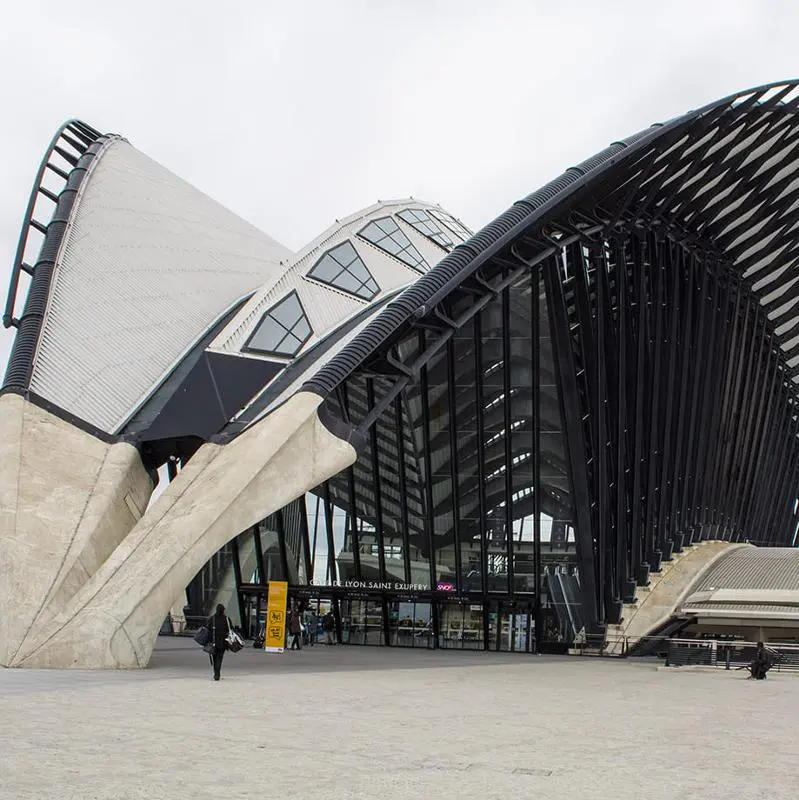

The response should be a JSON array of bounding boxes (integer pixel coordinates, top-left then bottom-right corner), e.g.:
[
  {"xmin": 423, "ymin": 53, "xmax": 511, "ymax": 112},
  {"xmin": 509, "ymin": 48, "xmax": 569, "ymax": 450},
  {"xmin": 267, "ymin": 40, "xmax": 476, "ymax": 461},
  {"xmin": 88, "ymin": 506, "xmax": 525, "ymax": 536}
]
[
  {"xmin": 11, "ymin": 392, "xmax": 357, "ymax": 668},
  {"xmin": 603, "ymin": 540, "xmax": 743, "ymax": 653},
  {"xmin": 0, "ymin": 394, "xmax": 152, "ymax": 667}
]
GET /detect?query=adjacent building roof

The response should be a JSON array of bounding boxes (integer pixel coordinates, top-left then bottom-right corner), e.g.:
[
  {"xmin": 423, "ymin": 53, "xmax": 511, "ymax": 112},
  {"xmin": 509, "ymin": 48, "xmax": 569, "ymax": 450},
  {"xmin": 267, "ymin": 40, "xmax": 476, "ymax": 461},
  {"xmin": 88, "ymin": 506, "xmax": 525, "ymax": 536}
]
[{"xmin": 682, "ymin": 546, "xmax": 799, "ymax": 619}]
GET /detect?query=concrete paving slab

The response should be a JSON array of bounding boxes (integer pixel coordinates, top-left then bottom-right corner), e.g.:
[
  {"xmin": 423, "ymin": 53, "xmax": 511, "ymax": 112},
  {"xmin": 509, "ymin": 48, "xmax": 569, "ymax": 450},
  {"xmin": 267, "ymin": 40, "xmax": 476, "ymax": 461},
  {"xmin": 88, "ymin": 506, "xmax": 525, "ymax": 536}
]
[{"xmin": 1, "ymin": 637, "xmax": 797, "ymax": 800}]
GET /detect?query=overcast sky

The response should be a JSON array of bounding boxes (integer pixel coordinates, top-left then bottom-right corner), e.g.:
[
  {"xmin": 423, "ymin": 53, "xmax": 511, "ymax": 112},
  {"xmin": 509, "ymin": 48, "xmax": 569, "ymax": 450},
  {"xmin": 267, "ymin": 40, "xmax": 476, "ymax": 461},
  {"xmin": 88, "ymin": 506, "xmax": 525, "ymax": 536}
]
[{"xmin": 1, "ymin": 0, "xmax": 797, "ymax": 375}]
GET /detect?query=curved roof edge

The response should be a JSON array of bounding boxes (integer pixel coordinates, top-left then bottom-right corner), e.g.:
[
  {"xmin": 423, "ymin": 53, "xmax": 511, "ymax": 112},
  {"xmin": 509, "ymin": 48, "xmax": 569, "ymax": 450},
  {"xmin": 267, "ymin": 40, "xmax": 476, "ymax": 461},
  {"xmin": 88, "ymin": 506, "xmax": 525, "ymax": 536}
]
[
  {"xmin": 299, "ymin": 80, "xmax": 797, "ymax": 399},
  {"xmin": 2, "ymin": 121, "xmax": 108, "ymax": 394}
]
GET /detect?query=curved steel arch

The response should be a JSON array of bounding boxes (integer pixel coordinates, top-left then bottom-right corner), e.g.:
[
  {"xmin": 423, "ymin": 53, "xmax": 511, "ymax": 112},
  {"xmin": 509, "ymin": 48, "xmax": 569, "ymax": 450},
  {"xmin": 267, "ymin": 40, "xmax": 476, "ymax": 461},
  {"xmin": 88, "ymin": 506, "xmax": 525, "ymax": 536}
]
[
  {"xmin": 298, "ymin": 80, "xmax": 799, "ymax": 638},
  {"xmin": 2, "ymin": 120, "xmax": 107, "ymax": 393},
  {"xmin": 303, "ymin": 80, "xmax": 799, "ymax": 401}
]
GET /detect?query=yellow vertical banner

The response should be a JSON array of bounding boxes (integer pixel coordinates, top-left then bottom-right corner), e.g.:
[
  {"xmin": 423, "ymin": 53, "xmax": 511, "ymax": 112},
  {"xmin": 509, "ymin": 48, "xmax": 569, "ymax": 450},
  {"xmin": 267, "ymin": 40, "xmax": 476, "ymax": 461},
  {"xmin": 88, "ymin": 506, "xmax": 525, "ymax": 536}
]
[{"xmin": 265, "ymin": 580, "xmax": 288, "ymax": 653}]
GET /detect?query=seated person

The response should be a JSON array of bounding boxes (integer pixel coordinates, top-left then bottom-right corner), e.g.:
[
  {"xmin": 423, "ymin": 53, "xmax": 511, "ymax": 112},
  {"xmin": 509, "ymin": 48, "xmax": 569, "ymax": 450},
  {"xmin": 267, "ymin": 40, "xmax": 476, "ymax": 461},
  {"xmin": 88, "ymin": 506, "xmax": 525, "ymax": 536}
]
[{"xmin": 748, "ymin": 641, "xmax": 778, "ymax": 680}]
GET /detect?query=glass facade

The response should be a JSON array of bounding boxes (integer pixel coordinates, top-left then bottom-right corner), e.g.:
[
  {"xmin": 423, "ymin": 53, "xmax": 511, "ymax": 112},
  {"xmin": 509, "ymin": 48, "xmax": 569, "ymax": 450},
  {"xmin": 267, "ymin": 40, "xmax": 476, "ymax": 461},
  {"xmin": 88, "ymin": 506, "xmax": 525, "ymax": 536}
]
[{"xmin": 195, "ymin": 266, "xmax": 581, "ymax": 653}]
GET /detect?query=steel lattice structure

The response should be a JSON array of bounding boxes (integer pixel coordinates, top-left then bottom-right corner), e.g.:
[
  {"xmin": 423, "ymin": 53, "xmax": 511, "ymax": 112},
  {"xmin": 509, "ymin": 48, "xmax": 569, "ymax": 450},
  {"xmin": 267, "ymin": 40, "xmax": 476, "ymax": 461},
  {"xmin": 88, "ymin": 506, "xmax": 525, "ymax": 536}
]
[{"xmin": 269, "ymin": 80, "xmax": 799, "ymax": 641}]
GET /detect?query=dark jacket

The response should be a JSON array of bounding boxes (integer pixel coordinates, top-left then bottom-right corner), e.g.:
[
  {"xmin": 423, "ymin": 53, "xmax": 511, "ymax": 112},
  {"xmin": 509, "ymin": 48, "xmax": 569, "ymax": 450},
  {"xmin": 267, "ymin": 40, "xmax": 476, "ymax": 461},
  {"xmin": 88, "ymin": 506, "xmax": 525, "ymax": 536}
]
[
  {"xmin": 206, "ymin": 613, "xmax": 230, "ymax": 649},
  {"xmin": 288, "ymin": 611, "xmax": 302, "ymax": 635}
]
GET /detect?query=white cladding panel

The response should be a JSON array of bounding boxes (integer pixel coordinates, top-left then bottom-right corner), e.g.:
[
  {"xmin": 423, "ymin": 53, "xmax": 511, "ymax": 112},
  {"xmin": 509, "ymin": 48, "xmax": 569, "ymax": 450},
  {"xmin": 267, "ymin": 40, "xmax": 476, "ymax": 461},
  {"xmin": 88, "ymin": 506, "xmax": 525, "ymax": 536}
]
[{"xmin": 29, "ymin": 139, "xmax": 292, "ymax": 433}]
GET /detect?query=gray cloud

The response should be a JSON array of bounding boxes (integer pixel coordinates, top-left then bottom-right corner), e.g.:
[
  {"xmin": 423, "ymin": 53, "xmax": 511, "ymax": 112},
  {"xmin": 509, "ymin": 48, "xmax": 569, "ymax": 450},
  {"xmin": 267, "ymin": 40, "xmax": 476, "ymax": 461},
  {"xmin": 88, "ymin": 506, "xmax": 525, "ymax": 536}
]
[{"xmin": 2, "ymin": 0, "xmax": 797, "ymax": 374}]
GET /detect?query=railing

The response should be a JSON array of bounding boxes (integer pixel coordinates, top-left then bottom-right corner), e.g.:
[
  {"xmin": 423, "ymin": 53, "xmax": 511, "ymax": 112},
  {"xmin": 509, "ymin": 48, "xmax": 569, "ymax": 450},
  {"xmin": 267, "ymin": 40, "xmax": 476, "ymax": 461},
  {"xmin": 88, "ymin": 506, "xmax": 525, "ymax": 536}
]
[
  {"xmin": 664, "ymin": 639, "xmax": 799, "ymax": 672},
  {"xmin": 570, "ymin": 634, "xmax": 799, "ymax": 673}
]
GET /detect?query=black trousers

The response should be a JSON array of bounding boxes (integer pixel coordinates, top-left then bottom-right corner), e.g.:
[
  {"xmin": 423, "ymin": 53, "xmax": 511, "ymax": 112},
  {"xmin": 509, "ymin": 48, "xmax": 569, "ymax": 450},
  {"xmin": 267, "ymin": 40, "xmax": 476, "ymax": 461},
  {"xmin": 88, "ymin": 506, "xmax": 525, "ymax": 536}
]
[
  {"xmin": 209, "ymin": 646, "xmax": 225, "ymax": 678},
  {"xmin": 290, "ymin": 633, "xmax": 302, "ymax": 650}
]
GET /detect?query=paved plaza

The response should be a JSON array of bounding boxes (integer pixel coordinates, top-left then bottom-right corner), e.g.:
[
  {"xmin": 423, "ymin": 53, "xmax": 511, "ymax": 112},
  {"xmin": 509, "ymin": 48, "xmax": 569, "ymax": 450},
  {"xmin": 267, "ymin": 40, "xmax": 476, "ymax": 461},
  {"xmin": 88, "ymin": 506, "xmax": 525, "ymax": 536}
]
[{"xmin": 1, "ymin": 638, "xmax": 797, "ymax": 800}]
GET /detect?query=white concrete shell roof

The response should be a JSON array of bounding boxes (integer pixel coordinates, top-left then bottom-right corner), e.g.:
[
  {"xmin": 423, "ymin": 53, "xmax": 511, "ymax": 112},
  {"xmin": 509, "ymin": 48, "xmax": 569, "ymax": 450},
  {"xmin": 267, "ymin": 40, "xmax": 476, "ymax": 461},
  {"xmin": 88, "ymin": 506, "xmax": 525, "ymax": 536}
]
[{"xmin": 27, "ymin": 137, "xmax": 293, "ymax": 434}]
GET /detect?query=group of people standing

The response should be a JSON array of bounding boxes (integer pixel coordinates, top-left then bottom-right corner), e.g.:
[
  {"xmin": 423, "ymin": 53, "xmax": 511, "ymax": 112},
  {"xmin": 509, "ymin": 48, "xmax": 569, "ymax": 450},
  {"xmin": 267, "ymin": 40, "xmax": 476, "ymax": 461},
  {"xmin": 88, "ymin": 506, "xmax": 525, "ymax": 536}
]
[{"xmin": 287, "ymin": 607, "xmax": 337, "ymax": 649}]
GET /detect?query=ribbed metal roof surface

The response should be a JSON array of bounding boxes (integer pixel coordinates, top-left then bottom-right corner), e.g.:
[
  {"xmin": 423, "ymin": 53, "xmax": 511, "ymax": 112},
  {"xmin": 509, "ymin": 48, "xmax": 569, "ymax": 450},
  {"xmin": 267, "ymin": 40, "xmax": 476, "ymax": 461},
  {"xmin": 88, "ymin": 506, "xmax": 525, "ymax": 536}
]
[
  {"xmin": 692, "ymin": 546, "xmax": 799, "ymax": 592},
  {"xmin": 682, "ymin": 601, "xmax": 799, "ymax": 615},
  {"xmin": 28, "ymin": 138, "xmax": 292, "ymax": 433}
]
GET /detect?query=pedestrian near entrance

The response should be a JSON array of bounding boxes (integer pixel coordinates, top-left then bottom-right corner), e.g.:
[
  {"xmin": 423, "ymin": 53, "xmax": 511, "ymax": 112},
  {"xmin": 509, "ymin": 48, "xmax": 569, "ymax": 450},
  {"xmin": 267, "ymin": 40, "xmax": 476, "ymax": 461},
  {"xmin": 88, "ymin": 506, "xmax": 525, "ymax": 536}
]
[
  {"xmin": 288, "ymin": 608, "xmax": 303, "ymax": 650},
  {"xmin": 306, "ymin": 610, "xmax": 318, "ymax": 646},
  {"xmin": 323, "ymin": 610, "xmax": 336, "ymax": 645},
  {"xmin": 206, "ymin": 604, "xmax": 231, "ymax": 681}
]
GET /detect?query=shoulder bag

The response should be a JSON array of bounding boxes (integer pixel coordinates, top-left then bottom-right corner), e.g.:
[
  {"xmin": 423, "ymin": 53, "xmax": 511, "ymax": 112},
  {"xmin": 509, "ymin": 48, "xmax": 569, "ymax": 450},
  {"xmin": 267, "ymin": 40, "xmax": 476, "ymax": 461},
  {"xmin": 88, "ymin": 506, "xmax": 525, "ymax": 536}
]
[
  {"xmin": 193, "ymin": 624, "xmax": 211, "ymax": 647},
  {"xmin": 225, "ymin": 617, "xmax": 244, "ymax": 653}
]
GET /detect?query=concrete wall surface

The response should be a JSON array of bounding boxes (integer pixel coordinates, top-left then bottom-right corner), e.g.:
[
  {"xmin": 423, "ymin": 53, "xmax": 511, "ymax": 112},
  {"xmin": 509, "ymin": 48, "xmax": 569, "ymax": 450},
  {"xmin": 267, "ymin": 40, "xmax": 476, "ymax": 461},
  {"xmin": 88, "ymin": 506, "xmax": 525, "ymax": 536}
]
[
  {"xmin": 9, "ymin": 391, "xmax": 357, "ymax": 669},
  {"xmin": 0, "ymin": 394, "xmax": 152, "ymax": 667}
]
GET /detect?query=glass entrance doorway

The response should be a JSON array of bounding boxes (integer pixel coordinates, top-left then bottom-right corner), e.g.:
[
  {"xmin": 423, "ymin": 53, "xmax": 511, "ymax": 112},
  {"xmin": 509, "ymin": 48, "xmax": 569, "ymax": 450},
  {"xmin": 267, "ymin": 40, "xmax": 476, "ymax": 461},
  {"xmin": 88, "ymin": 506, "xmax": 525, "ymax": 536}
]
[
  {"xmin": 487, "ymin": 600, "xmax": 534, "ymax": 652},
  {"xmin": 240, "ymin": 590, "xmax": 266, "ymax": 640},
  {"xmin": 437, "ymin": 601, "xmax": 484, "ymax": 650},
  {"xmin": 389, "ymin": 599, "xmax": 432, "ymax": 648},
  {"xmin": 340, "ymin": 598, "xmax": 385, "ymax": 645}
]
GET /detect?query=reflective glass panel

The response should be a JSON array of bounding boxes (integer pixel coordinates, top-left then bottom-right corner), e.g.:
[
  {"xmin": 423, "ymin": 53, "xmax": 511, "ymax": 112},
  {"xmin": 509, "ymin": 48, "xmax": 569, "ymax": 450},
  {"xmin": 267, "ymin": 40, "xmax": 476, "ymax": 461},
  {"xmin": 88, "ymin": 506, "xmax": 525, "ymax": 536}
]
[
  {"xmin": 308, "ymin": 241, "xmax": 381, "ymax": 300},
  {"xmin": 359, "ymin": 216, "xmax": 428, "ymax": 272},
  {"xmin": 247, "ymin": 292, "xmax": 312, "ymax": 357},
  {"xmin": 397, "ymin": 208, "xmax": 453, "ymax": 250}
]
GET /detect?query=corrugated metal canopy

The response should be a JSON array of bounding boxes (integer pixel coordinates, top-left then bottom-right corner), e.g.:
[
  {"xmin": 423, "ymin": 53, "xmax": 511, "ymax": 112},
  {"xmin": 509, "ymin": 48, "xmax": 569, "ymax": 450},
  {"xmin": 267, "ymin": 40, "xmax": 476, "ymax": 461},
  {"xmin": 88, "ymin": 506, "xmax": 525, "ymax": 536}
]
[
  {"xmin": 690, "ymin": 546, "xmax": 799, "ymax": 592},
  {"xmin": 681, "ymin": 546, "xmax": 799, "ymax": 620}
]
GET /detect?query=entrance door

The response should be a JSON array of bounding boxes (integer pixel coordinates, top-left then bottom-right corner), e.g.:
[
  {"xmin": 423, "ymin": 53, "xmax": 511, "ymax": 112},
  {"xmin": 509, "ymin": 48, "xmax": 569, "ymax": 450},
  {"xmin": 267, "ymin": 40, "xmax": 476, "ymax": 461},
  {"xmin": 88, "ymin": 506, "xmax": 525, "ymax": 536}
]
[
  {"xmin": 240, "ymin": 592, "xmax": 266, "ymax": 640},
  {"xmin": 364, "ymin": 598, "xmax": 384, "ymax": 645},
  {"xmin": 438, "ymin": 601, "xmax": 484, "ymax": 650},
  {"xmin": 489, "ymin": 600, "xmax": 534, "ymax": 652},
  {"xmin": 340, "ymin": 599, "xmax": 365, "ymax": 644}
]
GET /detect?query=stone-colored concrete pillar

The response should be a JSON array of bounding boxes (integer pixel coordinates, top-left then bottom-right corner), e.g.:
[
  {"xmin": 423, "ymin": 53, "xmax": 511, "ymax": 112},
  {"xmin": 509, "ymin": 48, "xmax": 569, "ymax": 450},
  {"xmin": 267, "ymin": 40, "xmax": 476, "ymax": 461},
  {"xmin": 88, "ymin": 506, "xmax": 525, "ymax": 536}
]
[
  {"xmin": 11, "ymin": 392, "xmax": 357, "ymax": 669},
  {"xmin": 0, "ymin": 394, "xmax": 152, "ymax": 667}
]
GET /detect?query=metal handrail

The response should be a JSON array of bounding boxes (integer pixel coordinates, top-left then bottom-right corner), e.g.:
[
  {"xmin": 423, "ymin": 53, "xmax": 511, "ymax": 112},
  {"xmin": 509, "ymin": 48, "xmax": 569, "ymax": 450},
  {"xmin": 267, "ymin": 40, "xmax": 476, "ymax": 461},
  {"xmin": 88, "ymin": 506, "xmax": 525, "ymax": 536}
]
[{"xmin": 570, "ymin": 633, "xmax": 799, "ymax": 671}]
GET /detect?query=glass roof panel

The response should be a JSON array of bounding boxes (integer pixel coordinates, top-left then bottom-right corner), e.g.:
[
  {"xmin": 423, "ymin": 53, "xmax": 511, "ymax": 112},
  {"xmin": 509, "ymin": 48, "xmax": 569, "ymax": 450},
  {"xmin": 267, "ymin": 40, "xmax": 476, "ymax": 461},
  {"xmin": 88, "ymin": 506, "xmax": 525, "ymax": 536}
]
[
  {"xmin": 308, "ymin": 240, "xmax": 381, "ymax": 301},
  {"xmin": 359, "ymin": 216, "xmax": 428, "ymax": 272}
]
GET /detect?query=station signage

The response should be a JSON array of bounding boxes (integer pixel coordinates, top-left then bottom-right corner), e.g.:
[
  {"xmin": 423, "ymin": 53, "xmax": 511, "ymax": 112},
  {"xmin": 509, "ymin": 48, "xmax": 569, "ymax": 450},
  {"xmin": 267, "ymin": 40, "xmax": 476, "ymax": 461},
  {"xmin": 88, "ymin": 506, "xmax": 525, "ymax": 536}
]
[{"xmin": 264, "ymin": 580, "xmax": 288, "ymax": 653}]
